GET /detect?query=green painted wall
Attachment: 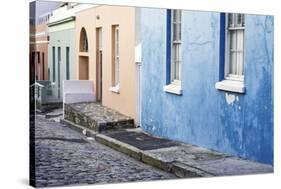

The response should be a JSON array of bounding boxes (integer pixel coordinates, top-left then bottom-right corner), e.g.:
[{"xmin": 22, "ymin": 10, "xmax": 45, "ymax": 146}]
[{"xmin": 48, "ymin": 27, "xmax": 75, "ymax": 101}]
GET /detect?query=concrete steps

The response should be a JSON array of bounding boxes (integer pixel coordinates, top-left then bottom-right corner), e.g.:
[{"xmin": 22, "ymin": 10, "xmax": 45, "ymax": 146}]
[{"xmin": 64, "ymin": 102, "xmax": 135, "ymax": 132}]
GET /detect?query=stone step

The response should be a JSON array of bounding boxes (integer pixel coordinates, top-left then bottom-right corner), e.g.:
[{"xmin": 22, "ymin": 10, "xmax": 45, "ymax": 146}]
[{"xmin": 64, "ymin": 102, "xmax": 135, "ymax": 132}]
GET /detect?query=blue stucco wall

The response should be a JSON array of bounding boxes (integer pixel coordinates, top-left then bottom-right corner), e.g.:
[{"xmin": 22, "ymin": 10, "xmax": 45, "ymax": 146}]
[{"xmin": 140, "ymin": 8, "xmax": 273, "ymax": 165}]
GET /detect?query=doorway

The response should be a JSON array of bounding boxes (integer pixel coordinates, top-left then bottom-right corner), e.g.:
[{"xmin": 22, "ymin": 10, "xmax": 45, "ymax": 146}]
[
  {"xmin": 96, "ymin": 28, "xmax": 103, "ymax": 102},
  {"xmin": 79, "ymin": 56, "xmax": 89, "ymax": 80}
]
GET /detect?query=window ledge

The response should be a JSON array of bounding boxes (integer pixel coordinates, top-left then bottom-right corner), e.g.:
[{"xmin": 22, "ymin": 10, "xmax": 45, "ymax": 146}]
[
  {"xmin": 163, "ymin": 84, "xmax": 182, "ymax": 95},
  {"xmin": 215, "ymin": 80, "xmax": 245, "ymax": 94},
  {"xmin": 109, "ymin": 84, "xmax": 120, "ymax": 94}
]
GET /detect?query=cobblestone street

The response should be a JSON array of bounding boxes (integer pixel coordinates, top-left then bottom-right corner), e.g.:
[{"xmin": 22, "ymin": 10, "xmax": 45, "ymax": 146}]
[{"xmin": 34, "ymin": 112, "xmax": 175, "ymax": 187}]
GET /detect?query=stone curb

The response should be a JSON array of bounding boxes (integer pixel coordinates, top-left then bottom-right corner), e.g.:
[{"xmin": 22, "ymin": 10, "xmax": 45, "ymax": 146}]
[
  {"xmin": 46, "ymin": 113, "xmax": 63, "ymax": 119},
  {"xmin": 170, "ymin": 162, "xmax": 214, "ymax": 177},
  {"xmin": 62, "ymin": 119, "xmax": 215, "ymax": 178},
  {"xmin": 95, "ymin": 134, "xmax": 142, "ymax": 161},
  {"xmin": 60, "ymin": 119, "xmax": 97, "ymax": 137}
]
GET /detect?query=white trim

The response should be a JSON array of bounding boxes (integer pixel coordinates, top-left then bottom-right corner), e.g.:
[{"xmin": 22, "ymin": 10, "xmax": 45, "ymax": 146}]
[
  {"xmin": 113, "ymin": 25, "xmax": 120, "ymax": 86},
  {"xmin": 109, "ymin": 83, "xmax": 120, "ymax": 94},
  {"xmin": 135, "ymin": 43, "xmax": 142, "ymax": 63},
  {"xmin": 225, "ymin": 74, "xmax": 244, "ymax": 81},
  {"xmin": 215, "ymin": 80, "xmax": 245, "ymax": 93},
  {"xmin": 225, "ymin": 13, "xmax": 245, "ymax": 79},
  {"xmin": 30, "ymin": 32, "xmax": 48, "ymax": 37},
  {"xmin": 228, "ymin": 27, "xmax": 245, "ymax": 30},
  {"xmin": 163, "ymin": 83, "xmax": 182, "ymax": 95},
  {"xmin": 48, "ymin": 21, "xmax": 75, "ymax": 33},
  {"xmin": 30, "ymin": 40, "xmax": 49, "ymax": 45},
  {"xmin": 171, "ymin": 9, "xmax": 182, "ymax": 82}
]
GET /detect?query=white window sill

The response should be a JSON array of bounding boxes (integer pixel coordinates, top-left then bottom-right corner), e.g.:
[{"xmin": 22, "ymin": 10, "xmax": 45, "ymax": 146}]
[
  {"xmin": 163, "ymin": 83, "xmax": 182, "ymax": 95},
  {"xmin": 215, "ymin": 80, "xmax": 245, "ymax": 94},
  {"xmin": 109, "ymin": 84, "xmax": 120, "ymax": 94}
]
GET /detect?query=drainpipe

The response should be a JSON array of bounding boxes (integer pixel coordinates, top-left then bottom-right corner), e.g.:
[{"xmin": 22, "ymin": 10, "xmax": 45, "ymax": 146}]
[{"xmin": 135, "ymin": 43, "xmax": 142, "ymax": 127}]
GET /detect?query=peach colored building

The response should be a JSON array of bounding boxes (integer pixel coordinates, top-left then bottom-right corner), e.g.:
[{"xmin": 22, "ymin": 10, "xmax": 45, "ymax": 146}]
[
  {"xmin": 75, "ymin": 5, "xmax": 140, "ymax": 123},
  {"xmin": 30, "ymin": 13, "xmax": 51, "ymax": 81}
]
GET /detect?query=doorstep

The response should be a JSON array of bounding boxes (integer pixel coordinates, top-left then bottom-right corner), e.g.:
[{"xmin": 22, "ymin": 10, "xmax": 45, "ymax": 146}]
[{"xmin": 64, "ymin": 102, "xmax": 135, "ymax": 132}]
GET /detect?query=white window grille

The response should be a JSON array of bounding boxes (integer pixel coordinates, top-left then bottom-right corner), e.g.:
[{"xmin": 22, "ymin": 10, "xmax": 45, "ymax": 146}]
[
  {"xmin": 113, "ymin": 25, "xmax": 120, "ymax": 86},
  {"xmin": 225, "ymin": 13, "xmax": 245, "ymax": 81},
  {"xmin": 171, "ymin": 10, "xmax": 182, "ymax": 84}
]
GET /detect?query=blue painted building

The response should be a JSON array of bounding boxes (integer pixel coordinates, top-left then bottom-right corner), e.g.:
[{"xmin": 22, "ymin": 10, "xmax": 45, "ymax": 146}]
[{"xmin": 140, "ymin": 8, "xmax": 273, "ymax": 165}]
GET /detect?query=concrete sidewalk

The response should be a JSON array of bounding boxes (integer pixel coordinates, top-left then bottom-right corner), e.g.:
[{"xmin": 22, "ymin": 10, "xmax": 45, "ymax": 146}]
[{"xmin": 61, "ymin": 119, "xmax": 273, "ymax": 178}]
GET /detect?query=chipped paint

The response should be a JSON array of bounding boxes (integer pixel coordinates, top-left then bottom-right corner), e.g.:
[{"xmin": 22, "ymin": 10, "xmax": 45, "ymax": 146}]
[
  {"xmin": 140, "ymin": 9, "xmax": 273, "ymax": 165},
  {"xmin": 225, "ymin": 93, "xmax": 236, "ymax": 105}
]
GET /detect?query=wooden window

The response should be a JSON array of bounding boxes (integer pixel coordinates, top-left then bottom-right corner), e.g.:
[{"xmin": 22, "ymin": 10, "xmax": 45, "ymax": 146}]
[
  {"xmin": 112, "ymin": 25, "xmax": 120, "ymax": 87},
  {"xmin": 225, "ymin": 13, "xmax": 245, "ymax": 81},
  {"xmin": 163, "ymin": 10, "xmax": 183, "ymax": 95},
  {"xmin": 171, "ymin": 10, "xmax": 182, "ymax": 84}
]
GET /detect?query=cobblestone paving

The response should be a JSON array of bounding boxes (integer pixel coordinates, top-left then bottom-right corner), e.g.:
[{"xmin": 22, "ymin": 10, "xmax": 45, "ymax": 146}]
[{"xmin": 35, "ymin": 112, "xmax": 175, "ymax": 187}]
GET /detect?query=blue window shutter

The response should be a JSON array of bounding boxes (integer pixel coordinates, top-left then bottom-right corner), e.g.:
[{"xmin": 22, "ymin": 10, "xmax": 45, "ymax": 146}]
[
  {"xmin": 166, "ymin": 10, "xmax": 171, "ymax": 84},
  {"xmin": 219, "ymin": 13, "xmax": 226, "ymax": 81}
]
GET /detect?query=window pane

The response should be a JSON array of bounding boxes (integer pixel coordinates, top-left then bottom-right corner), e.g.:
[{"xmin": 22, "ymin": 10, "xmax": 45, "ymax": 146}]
[
  {"xmin": 230, "ymin": 51, "xmax": 236, "ymax": 74},
  {"xmin": 237, "ymin": 30, "xmax": 244, "ymax": 75},
  {"xmin": 176, "ymin": 44, "xmax": 181, "ymax": 61},
  {"xmin": 237, "ymin": 14, "xmax": 242, "ymax": 26},
  {"xmin": 175, "ymin": 61, "xmax": 179, "ymax": 80},
  {"xmin": 173, "ymin": 10, "xmax": 177, "ymax": 22},
  {"xmin": 171, "ymin": 10, "xmax": 182, "ymax": 82},
  {"xmin": 241, "ymin": 14, "xmax": 245, "ymax": 26},
  {"xmin": 173, "ymin": 44, "xmax": 181, "ymax": 80},
  {"xmin": 173, "ymin": 23, "xmax": 177, "ymax": 40},
  {"xmin": 113, "ymin": 26, "xmax": 120, "ymax": 86},
  {"xmin": 228, "ymin": 13, "xmax": 245, "ymax": 28},
  {"xmin": 173, "ymin": 24, "xmax": 181, "ymax": 41},
  {"xmin": 178, "ymin": 23, "xmax": 181, "ymax": 40},
  {"xmin": 172, "ymin": 10, "xmax": 181, "ymax": 41},
  {"xmin": 229, "ymin": 30, "xmax": 236, "ymax": 75},
  {"xmin": 178, "ymin": 10, "xmax": 182, "ymax": 22},
  {"xmin": 115, "ymin": 57, "xmax": 119, "ymax": 85},
  {"xmin": 228, "ymin": 14, "xmax": 234, "ymax": 27},
  {"xmin": 230, "ymin": 30, "xmax": 237, "ymax": 50},
  {"xmin": 116, "ymin": 29, "xmax": 119, "ymax": 56},
  {"xmin": 227, "ymin": 13, "xmax": 245, "ymax": 77}
]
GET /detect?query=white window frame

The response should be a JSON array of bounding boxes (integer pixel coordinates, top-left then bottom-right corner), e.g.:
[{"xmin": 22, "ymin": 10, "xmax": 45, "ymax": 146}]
[
  {"xmin": 164, "ymin": 9, "xmax": 182, "ymax": 95},
  {"xmin": 215, "ymin": 13, "xmax": 246, "ymax": 94},
  {"xmin": 225, "ymin": 13, "xmax": 245, "ymax": 81},
  {"xmin": 110, "ymin": 25, "xmax": 120, "ymax": 93},
  {"xmin": 171, "ymin": 9, "xmax": 182, "ymax": 85}
]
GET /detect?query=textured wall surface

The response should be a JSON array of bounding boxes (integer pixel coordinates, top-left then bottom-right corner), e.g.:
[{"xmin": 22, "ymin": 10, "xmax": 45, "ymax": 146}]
[
  {"xmin": 140, "ymin": 8, "xmax": 273, "ymax": 165},
  {"xmin": 75, "ymin": 6, "xmax": 137, "ymax": 120}
]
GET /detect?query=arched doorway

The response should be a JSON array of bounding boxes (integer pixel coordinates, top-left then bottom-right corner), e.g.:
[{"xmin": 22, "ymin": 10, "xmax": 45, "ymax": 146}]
[
  {"xmin": 80, "ymin": 27, "xmax": 88, "ymax": 52},
  {"xmin": 79, "ymin": 27, "xmax": 89, "ymax": 80}
]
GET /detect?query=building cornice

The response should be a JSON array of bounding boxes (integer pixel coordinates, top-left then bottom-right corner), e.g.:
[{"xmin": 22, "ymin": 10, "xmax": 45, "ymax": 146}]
[{"xmin": 48, "ymin": 16, "xmax": 75, "ymax": 27}]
